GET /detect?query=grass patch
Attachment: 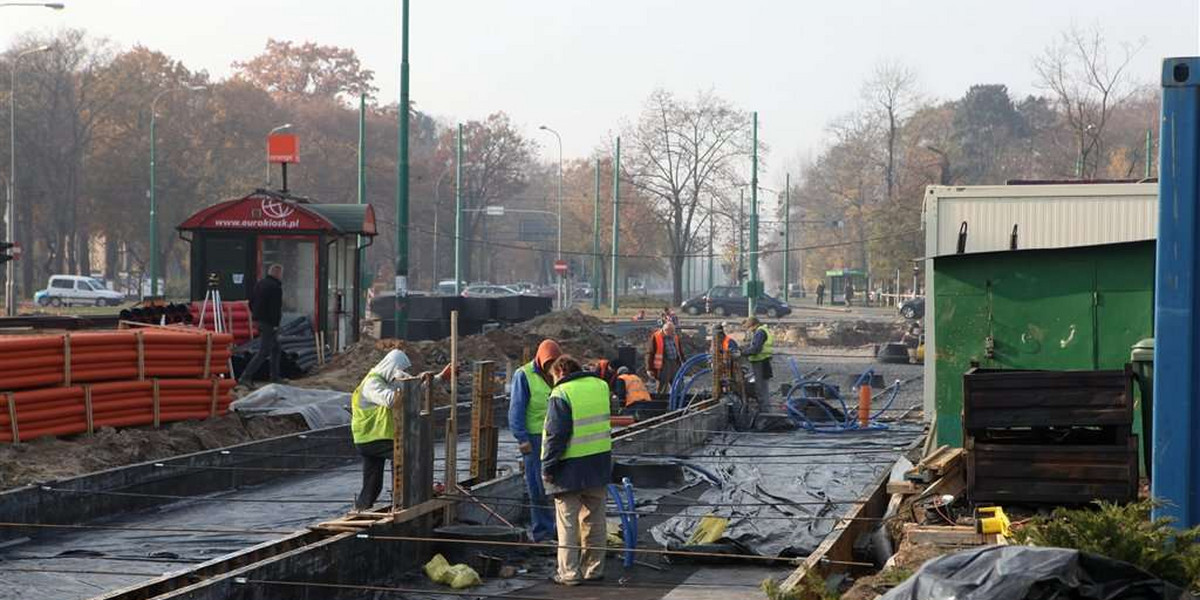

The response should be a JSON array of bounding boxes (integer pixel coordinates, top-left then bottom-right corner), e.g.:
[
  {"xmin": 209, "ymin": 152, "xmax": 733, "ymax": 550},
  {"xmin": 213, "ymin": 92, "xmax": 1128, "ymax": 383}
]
[{"xmin": 1015, "ymin": 499, "xmax": 1200, "ymax": 591}]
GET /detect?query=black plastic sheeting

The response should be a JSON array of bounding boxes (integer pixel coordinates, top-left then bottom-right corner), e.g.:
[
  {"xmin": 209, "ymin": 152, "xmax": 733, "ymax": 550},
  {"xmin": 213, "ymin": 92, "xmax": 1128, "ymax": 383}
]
[
  {"xmin": 881, "ymin": 546, "xmax": 1196, "ymax": 600},
  {"xmin": 650, "ymin": 424, "xmax": 923, "ymax": 558},
  {"xmin": 0, "ymin": 434, "xmax": 484, "ymax": 600}
]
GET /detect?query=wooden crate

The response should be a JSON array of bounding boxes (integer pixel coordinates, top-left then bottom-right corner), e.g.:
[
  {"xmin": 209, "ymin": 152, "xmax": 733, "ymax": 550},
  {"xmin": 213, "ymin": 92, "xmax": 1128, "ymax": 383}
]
[
  {"xmin": 962, "ymin": 366, "xmax": 1133, "ymax": 432},
  {"xmin": 967, "ymin": 437, "xmax": 1138, "ymax": 504}
]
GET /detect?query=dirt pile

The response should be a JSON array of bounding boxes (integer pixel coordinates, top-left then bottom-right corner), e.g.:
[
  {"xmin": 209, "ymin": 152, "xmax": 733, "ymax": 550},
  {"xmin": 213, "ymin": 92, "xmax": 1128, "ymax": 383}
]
[
  {"xmin": 301, "ymin": 309, "xmax": 632, "ymax": 391},
  {"xmin": 0, "ymin": 413, "xmax": 306, "ymax": 491},
  {"xmin": 779, "ymin": 320, "xmax": 906, "ymax": 348}
]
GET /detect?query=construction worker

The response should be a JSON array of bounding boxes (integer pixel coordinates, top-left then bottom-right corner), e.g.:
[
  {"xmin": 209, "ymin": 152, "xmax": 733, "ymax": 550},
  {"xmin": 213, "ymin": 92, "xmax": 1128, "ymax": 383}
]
[
  {"xmin": 237, "ymin": 263, "xmax": 284, "ymax": 388},
  {"xmin": 591, "ymin": 358, "xmax": 616, "ymax": 387},
  {"xmin": 612, "ymin": 366, "xmax": 651, "ymax": 412},
  {"xmin": 742, "ymin": 316, "xmax": 774, "ymax": 423},
  {"xmin": 645, "ymin": 320, "xmax": 685, "ymax": 394},
  {"xmin": 350, "ymin": 350, "xmax": 452, "ymax": 510},
  {"xmin": 542, "ymin": 354, "xmax": 612, "ymax": 586},
  {"xmin": 507, "ymin": 339, "xmax": 561, "ymax": 542}
]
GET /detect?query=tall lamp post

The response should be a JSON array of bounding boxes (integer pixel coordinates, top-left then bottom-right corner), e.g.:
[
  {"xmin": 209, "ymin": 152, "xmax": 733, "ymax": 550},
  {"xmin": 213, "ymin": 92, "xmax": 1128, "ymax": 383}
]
[
  {"xmin": 6, "ymin": 44, "xmax": 52, "ymax": 316},
  {"xmin": 538, "ymin": 125, "xmax": 563, "ymax": 309},
  {"xmin": 0, "ymin": 3, "xmax": 65, "ymax": 7},
  {"xmin": 149, "ymin": 85, "xmax": 204, "ymax": 298}
]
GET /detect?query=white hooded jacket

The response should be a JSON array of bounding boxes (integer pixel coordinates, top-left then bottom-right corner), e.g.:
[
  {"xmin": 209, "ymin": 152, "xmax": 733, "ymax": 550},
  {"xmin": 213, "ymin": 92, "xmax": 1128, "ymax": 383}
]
[{"xmin": 358, "ymin": 350, "xmax": 413, "ymax": 409}]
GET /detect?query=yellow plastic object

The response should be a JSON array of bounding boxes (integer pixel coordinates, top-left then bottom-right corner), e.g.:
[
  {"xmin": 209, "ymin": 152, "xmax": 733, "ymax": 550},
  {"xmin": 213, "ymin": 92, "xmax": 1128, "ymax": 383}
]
[
  {"xmin": 607, "ymin": 521, "xmax": 624, "ymax": 547},
  {"xmin": 423, "ymin": 553, "xmax": 482, "ymax": 589},
  {"xmin": 975, "ymin": 506, "xmax": 1011, "ymax": 537},
  {"xmin": 687, "ymin": 515, "xmax": 729, "ymax": 545},
  {"xmin": 445, "ymin": 564, "xmax": 482, "ymax": 589},
  {"xmin": 424, "ymin": 553, "xmax": 450, "ymax": 582}
]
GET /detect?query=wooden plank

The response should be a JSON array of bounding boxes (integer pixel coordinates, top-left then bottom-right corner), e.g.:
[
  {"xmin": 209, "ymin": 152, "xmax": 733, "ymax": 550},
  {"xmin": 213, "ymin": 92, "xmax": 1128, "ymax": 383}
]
[
  {"xmin": 780, "ymin": 468, "xmax": 892, "ymax": 595},
  {"xmin": 887, "ymin": 481, "xmax": 922, "ymax": 495},
  {"xmin": 903, "ymin": 524, "xmax": 986, "ymax": 547}
]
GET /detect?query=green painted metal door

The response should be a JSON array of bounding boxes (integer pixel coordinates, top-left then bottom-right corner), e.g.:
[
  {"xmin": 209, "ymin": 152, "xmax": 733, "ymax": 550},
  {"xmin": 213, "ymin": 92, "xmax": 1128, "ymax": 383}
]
[{"xmin": 933, "ymin": 242, "xmax": 1154, "ymax": 447}]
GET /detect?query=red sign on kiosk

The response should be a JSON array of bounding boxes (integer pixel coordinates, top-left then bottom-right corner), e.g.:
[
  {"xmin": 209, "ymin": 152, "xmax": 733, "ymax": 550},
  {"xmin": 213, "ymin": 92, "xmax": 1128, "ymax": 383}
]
[{"xmin": 267, "ymin": 134, "xmax": 299, "ymax": 164}]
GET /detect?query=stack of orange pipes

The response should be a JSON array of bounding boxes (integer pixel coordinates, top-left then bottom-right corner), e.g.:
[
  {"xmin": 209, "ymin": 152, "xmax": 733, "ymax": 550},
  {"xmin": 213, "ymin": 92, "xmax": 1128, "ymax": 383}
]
[
  {"xmin": 0, "ymin": 328, "xmax": 237, "ymax": 443},
  {"xmin": 188, "ymin": 301, "xmax": 257, "ymax": 345}
]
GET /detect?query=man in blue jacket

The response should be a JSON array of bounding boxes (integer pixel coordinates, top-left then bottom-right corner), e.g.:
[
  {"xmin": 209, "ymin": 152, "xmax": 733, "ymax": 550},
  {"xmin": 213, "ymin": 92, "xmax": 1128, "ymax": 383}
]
[
  {"xmin": 542, "ymin": 354, "xmax": 612, "ymax": 586},
  {"xmin": 507, "ymin": 339, "xmax": 561, "ymax": 542}
]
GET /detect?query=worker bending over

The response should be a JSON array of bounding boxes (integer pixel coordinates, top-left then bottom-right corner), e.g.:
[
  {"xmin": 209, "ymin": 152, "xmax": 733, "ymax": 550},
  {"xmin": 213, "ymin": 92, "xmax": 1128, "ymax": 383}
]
[
  {"xmin": 612, "ymin": 366, "xmax": 651, "ymax": 413},
  {"xmin": 508, "ymin": 339, "xmax": 561, "ymax": 542},
  {"xmin": 542, "ymin": 355, "xmax": 613, "ymax": 586},
  {"xmin": 645, "ymin": 320, "xmax": 685, "ymax": 393},
  {"xmin": 350, "ymin": 350, "xmax": 451, "ymax": 511},
  {"xmin": 742, "ymin": 317, "xmax": 774, "ymax": 424}
]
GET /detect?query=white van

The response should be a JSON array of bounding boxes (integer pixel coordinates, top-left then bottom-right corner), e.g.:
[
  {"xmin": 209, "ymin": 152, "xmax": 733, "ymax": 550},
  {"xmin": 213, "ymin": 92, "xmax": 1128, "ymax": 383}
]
[{"xmin": 36, "ymin": 275, "xmax": 125, "ymax": 307}]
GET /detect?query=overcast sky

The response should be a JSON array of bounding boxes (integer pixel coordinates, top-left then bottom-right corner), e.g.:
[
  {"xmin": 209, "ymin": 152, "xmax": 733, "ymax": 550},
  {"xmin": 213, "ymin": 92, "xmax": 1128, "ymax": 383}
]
[{"xmin": 2, "ymin": 0, "xmax": 1196, "ymax": 188}]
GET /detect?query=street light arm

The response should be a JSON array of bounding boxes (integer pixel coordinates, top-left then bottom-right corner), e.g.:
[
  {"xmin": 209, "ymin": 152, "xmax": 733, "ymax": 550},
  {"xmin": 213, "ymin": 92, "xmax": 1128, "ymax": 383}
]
[{"xmin": 0, "ymin": 3, "xmax": 65, "ymax": 8}]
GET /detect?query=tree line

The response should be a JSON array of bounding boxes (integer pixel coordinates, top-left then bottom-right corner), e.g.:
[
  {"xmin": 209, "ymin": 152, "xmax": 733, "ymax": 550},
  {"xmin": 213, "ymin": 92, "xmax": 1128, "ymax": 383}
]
[{"xmin": 0, "ymin": 25, "xmax": 1156, "ymax": 305}]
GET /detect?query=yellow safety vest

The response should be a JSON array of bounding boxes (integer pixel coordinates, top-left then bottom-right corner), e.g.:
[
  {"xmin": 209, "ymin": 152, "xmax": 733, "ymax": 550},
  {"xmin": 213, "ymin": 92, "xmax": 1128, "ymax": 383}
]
[
  {"xmin": 351, "ymin": 373, "xmax": 393, "ymax": 444},
  {"xmin": 521, "ymin": 362, "xmax": 552, "ymax": 436},
  {"xmin": 544, "ymin": 376, "xmax": 612, "ymax": 460},
  {"xmin": 748, "ymin": 325, "xmax": 774, "ymax": 363}
]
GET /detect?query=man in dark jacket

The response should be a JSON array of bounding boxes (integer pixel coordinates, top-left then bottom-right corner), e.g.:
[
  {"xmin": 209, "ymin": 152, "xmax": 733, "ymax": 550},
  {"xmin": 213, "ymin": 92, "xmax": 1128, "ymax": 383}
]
[
  {"xmin": 542, "ymin": 355, "xmax": 612, "ymax": 586},
  {"xmin": 237, "ymin": 263, "xmax": 284, "ymax": 387}
]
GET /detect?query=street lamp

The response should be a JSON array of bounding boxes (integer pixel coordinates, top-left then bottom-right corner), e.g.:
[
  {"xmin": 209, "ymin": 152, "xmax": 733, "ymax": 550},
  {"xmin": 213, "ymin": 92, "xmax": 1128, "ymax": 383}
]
[
  {"xmin": 148, "ymin": 84, "xmax": 205, "ymax": 298},
  {"xmin": 538, "ymin": 125, "xmax": 564, "ymax": 308},
  {"xmin": 265, "ymin": 123, "xmax": 293, "ymax": 188},
  {"xmin": 6, "ymin": 44, "xmax": 51, "ymax": 316},
  {"xmin": 0, "ymin": 3, "xmax": 65, "ymax": 8}
]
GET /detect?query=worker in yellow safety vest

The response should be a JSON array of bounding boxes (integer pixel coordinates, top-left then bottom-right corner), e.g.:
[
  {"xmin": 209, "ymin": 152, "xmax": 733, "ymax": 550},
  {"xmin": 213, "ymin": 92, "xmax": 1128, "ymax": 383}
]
[
  {"xmin": 507, "ymin": 339, "xmax": 562, "ymax": 542},
  {"xmin": 541, "ymin": 354, "xmax": 613, "ymax": 586},
  {"xmin": 742, "ymin": 316, "xmax": 774, "ymax": 426},
  {"xmin": 350, "ymin": 349, "xmax": 451, "ymax": 510}
]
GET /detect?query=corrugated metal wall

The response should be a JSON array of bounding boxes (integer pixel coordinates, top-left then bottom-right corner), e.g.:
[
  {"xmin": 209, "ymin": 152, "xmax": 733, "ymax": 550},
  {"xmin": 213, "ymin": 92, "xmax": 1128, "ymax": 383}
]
[{"xmin": 926, "ymin": 184, "xmax": 1156, "ymax": 258}]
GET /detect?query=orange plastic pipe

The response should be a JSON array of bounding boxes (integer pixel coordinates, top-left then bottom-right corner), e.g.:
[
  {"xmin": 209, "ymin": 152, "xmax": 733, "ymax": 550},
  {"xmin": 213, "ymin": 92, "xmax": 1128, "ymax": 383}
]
[{"xmin": 858, "ymin": 383, "xmax": 872, "ymax": 427}]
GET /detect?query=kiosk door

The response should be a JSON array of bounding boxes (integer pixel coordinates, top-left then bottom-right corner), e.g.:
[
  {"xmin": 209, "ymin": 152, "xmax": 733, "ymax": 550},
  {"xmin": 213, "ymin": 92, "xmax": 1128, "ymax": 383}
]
[{"xmin": 202, "ymin": 234, "xmax": 253, "ymax": 301}]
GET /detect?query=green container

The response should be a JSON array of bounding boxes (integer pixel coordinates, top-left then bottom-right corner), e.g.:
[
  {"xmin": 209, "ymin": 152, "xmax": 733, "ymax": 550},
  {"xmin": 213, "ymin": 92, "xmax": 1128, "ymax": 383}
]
[
  {"xmin": 1131, "ymin": 337, "xmax": 1154, "ymax": 477},
  {"xmin": 932, "ymin": 241, "xmax": 1156, "ymax": 447}
]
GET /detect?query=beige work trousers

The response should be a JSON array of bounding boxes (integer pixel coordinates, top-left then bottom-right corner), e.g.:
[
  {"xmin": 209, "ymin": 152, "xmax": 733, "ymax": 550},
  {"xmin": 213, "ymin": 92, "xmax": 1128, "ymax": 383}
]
[{"xmin": 552, "ymin": 485, "xmax": 608, "ymax": 582}]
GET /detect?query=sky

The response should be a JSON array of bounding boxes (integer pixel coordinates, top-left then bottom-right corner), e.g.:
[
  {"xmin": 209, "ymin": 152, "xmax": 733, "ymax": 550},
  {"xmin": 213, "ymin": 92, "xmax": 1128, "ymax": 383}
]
[{"xmin": 2, "ymin": 0, "xmax": 1196, "ymax": 189}]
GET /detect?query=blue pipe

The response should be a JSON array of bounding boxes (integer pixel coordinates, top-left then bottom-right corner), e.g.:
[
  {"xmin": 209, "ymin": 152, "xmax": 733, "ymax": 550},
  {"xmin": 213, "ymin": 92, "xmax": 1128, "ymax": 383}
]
[
  {"xmin": 784, "ymin": 369, "xmax": 897, "ymax": 433},
  {"xmin": 606, "ymin": 477, "xmax": 637, "ymax": 567}
]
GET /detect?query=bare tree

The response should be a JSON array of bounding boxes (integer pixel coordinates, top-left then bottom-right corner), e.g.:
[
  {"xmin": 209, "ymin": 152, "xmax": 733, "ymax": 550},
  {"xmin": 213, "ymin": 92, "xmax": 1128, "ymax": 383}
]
[
  {"xmin": 622, "ymin": 89, "xmax": 755, "ymax": 305},
  {"xmin": 862, "ymin": 61, "xmax": 919, "ymax": 204},
  {"xmin": 1035, "ymin": 25, "xmax": 1144, "ymax": 179}
]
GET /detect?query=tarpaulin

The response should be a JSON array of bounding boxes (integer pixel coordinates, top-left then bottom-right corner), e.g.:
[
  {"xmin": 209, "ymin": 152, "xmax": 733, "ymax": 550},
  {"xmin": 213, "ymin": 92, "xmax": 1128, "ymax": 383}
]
[
  {"xmin": 881, "ymin": 546, "xmax": 1196, "ymax": 600},
  {"xmin": 650, "ymin": 424, "xmax": 922, "ymax": 557}
]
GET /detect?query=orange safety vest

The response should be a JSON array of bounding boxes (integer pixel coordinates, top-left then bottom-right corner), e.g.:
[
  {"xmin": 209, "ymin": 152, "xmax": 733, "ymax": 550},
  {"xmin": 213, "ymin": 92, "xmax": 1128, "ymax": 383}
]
[
  {"xmin": 618, "ymin": 374, "xmax": 651, "ymax": 407},
  {"xmin": 651, "ymin": 330, "xmax": 683, "ymax": 371}
]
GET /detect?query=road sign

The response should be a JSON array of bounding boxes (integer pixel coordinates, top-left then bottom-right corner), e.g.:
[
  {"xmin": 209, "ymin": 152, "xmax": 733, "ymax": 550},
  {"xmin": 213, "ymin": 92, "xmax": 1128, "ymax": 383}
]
[
  {"xmin": 485, "ymin": 205, "xmax": 505, "ymax": 217},
  {"xmin": 554, "ymin": 259, "xmax": 568, "ymax": 275},
  {"xmin": 267, "ymin": 133, "xmax": 300, "ymax": 164}
]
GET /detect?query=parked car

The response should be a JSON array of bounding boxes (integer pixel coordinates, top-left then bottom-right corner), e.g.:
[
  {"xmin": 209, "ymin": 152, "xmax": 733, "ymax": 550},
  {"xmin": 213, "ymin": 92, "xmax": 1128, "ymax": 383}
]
[
  {"xmin": 435, "ymin": 279, "xmax": 468, "ymax": 295},
  {"xmin": 679, "ymin": 286, "xmax": 793, "ymax": 318},
  {"xmin": 36, "ymin": 275, "xmax": 125, "ymax": 307},
  {"xmin": 461, "ymin": 284, "xmax": 521, "ymax": 298},
  {"xmin": 899, "ymin": 296, "xmax": 925, "ymax": 320}
]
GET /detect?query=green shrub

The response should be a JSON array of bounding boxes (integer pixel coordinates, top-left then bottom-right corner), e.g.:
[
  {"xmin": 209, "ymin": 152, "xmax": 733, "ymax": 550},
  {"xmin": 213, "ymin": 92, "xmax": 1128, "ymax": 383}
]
[{"xmin": 1014, "ymin": 500, "xmax": 1200, "ymax": 591}]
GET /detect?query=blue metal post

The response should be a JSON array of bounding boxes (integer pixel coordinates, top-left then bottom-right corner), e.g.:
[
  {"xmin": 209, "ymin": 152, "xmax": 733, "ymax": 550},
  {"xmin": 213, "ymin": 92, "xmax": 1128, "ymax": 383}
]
[{"xmin": 1154, "ymin": 56, "xmax": 1200, "ymax": 526}]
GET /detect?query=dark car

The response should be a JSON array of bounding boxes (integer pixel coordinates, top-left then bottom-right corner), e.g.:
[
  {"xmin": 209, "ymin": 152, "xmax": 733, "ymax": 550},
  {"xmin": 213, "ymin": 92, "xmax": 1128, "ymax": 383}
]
[
  {"xmin": 680, "ymin": 286, "xmax": 792, "ymax": 318},
  {"xmin": 899, "ymin": 296, "xmax": 925, "ymax": 320}
]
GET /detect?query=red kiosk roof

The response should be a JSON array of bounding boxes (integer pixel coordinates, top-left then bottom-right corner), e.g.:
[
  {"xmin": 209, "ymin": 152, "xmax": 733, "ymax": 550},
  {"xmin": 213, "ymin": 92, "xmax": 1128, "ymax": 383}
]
[{"xmin": 178, "ymin": 191, "xmax": 377, "ymax": 235}]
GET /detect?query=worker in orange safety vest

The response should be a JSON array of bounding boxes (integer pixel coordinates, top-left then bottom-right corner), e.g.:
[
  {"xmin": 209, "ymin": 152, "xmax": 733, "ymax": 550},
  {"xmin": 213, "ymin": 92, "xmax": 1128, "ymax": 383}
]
[{"xmin": 645, "ymin": 320, "xmax": 685, "ymax": 393}]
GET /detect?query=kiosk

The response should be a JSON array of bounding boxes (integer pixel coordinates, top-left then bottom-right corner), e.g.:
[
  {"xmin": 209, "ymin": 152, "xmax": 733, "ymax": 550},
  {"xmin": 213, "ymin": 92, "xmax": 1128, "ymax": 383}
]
[{"xmin": 177, "ymin": 189, "xmax": 377, "ymax": 351}]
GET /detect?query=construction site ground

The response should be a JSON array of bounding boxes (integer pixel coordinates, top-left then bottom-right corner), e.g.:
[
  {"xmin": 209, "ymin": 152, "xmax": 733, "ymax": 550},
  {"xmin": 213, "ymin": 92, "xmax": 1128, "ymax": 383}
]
[{"xmin": 0, "ymin": 308, "xmax": 915, "ymax": 492}]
